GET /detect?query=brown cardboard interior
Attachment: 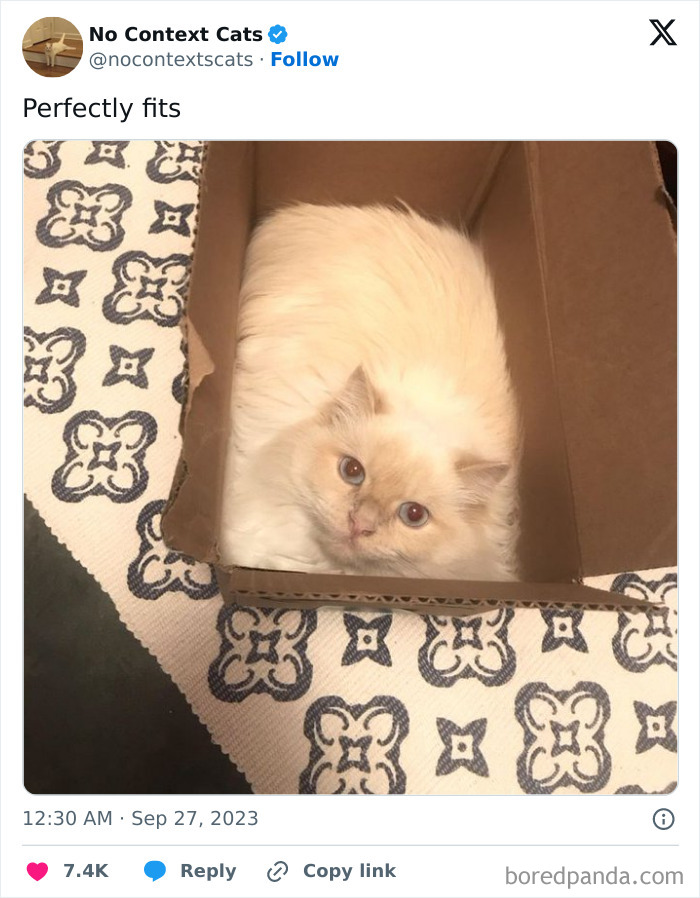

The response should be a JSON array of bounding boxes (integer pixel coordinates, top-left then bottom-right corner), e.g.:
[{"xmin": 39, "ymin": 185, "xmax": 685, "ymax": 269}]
[
  {"xmin": 162, "ymin": 141, "xmax": 676, "ymax": 612},
  {"xmin": 164, "ymin": 142, "xmax": 254, "ymax": 561}
]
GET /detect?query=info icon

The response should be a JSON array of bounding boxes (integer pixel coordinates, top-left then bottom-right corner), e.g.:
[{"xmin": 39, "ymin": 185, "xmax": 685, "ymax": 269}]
[{"xmin": 652, "ymin": 808, "xmax": 675, "ymax": 830}]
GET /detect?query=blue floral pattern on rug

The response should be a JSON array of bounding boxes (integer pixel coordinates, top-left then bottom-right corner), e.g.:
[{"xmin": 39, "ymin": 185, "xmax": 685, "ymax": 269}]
[
  {"xmin": 35, "ymin": 267, "xmax": 87, "ymax": 308},
  {"xmin": 616, "ymin": 782, "xmax": 677, "ymax": 794},
  {"xmin": 85, "ymin": 141, "xmax": 129, "ymax": 169},
  {"xmin": 149, "ymin": 200, "xmax": 195, "ymax": 236},
  {"xmin": 436, "ymin": 717, "xmax": 489, "ymax": 778},
  {"xmin": 103, "ymin": 345, "xmax": 154, "ymax": 389},
  {"xmin": 633, "ymin": 701, "xmax": 677, "ymax": 754},
  {"xmin": 24, "ymin": 327, "xmax": 85, "ymax": 414},
  {"xmin": 419, "ymin": 608, "xmax": 516, "ymax": 687},
  {"xmin": 612, "ymin": 573, "xmax": 677, "ymax": 672},
  {"xmin": 103, "ymin": 250, "xmax": 190, "ymax": 326},
  {"xmin": 342, "ymin": 613, "xmax": 392, "ymax": 666},
  {"xmin": 127, "ymin": 500, "xmax": 219, "ymax": 600},
  {"xmin": 146, "ymin": 141, "xmax": 203, "ymax": 183},
  {"xmin": 209, "ymin": 604, "xmax": 317, "ymax": 703},
  {"xmin": 515, "ymin": 681, "xmax": 611, "ymax": 794},
  {"xmin": 541, "ymin": 609, "xmax": 588, "ymax": 653},
  {"xmin": 24, "ymin": 141, "xmax": 64, "ymax": 179},
  {"xmin": 37, "ymin": 180, "xmax": 132, "ymax": 252},
  {"xmin": 52, "ymin": 409, "xmax": 157, "ymax": 503},
  {"xmin": 171, "ymin": 339, "xmax": 188, "ymax": 404},
  {"xmin": 300, "ymin": 695, "xmax": 409, "ymax": 794}
]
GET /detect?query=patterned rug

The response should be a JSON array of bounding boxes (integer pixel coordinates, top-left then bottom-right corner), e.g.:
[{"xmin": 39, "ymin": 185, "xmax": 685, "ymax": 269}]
[{"xmin": 23, "ymin": 140, "xmax": 678, "ymax": 795}]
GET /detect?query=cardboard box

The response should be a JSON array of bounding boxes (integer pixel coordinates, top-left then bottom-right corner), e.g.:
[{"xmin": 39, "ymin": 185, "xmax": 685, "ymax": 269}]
[{"xmin": 162, "ymin": 141, "xmax": 676, "ymax": 615}]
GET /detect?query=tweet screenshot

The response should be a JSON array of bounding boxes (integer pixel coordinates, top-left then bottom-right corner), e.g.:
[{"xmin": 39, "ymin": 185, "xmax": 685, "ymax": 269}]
[{"xmin": 1, "ymin": 1, "xmax": 697, "ymax": 896}]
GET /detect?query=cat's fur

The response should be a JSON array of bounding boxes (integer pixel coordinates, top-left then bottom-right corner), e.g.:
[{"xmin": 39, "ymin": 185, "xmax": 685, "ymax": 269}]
[
  {"xmin": 44, "ymin": 34, "xmax": 75, "ymax": 67},
  {"xmin": 219, "ymin": 203, "xmax": 520, "ymax": 580}
]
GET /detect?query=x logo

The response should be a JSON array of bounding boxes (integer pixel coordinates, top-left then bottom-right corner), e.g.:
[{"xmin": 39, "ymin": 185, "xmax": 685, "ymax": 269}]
[{"xmin": 650, "ymin": 18, "xmax": 676, "ymax": 45}]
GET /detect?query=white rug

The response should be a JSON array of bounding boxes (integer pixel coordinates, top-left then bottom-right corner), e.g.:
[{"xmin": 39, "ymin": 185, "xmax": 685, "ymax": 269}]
[{"xmin": 23, "ymin": 140, "xmax": 677, "ymax": 794}]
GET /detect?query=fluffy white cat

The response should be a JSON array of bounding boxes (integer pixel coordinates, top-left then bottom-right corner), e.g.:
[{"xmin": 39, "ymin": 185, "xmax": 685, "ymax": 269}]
[
  {"xmin": 44, "ymin": 34, "xmax": 75, "ymax": 67},
  {"xmin": 219, "ymin": 203, "xmax": 520, "ymax": 580}
]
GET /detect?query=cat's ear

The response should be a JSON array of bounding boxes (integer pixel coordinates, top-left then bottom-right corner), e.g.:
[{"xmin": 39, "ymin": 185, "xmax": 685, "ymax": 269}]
[
  {"xmin": 323, "ymin": 366, "xmax": 386, "ymax": 425},
  {"xmin": 455, "ymin": 456, "xmax": 509, "ymax": 506}
]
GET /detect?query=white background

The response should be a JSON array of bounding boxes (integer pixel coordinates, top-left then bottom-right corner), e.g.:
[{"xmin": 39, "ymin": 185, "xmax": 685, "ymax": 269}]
[{"xmin": 2, "ymin": 2, "xmax": 698, "ymax": 896}]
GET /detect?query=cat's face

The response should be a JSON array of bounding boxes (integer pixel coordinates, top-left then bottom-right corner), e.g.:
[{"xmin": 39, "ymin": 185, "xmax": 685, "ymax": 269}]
[{"xmin": 295, "ymin": 367, "xmax": 508, "ymax": 577}]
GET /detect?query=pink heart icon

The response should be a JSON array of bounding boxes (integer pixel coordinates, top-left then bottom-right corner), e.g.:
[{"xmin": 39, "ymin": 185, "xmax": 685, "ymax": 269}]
[{"xmin": 27, "ymin": 863, "xmax": 48, "ymax": 881}]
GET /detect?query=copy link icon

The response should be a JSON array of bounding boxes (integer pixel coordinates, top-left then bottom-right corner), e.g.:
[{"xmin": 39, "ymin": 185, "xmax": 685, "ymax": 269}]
[{"xmin": 267, "ymin": 860, "xmax": 288, "ymax": 882}]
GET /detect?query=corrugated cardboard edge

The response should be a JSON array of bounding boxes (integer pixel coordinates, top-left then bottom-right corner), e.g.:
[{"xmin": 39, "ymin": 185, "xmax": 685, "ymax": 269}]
[{"xmin": 218, "ymin": 568, "xmax": 653, "ymax": 614}]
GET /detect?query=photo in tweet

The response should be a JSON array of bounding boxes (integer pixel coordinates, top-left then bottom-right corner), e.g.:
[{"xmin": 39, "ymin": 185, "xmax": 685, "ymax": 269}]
[{"xmin": 24, "ymin": 139, "xmax": 677, "ymax": 797}]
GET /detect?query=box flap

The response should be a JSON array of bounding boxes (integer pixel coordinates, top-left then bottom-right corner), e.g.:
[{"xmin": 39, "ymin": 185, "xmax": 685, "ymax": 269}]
[
  {"xmin": 527, "ymin": 142, "xmax": 676, "ymax": 576},
  {"xmin": 162, "ymin": 142, "xmax": 254, "ymax": 560}
]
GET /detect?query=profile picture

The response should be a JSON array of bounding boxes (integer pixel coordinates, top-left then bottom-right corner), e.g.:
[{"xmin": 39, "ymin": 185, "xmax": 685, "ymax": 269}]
[{"xmin": 23, "ymin": 17, "xmax": 82, "ymax": 77}]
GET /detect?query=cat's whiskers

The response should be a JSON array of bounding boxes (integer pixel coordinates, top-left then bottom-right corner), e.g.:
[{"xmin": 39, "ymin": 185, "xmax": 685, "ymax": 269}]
[{"xmin": 391, "ymin": 550, "xmax": 429, "ymax": 578}]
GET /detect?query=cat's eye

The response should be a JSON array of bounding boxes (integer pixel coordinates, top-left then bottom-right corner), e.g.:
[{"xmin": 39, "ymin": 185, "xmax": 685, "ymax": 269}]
[
  {"xmin": 339, "ymin": 455, "xmax": 365, "ymax": 485},
  {"xmin": 398, "ymin": 502, "xmax": 430, "ymax": 527}
]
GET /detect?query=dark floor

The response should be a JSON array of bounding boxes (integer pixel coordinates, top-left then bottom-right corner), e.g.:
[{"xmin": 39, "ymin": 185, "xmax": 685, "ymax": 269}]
[{"xmin": 24, "ymin": 498, "xmax": 252, "ymax": 794}]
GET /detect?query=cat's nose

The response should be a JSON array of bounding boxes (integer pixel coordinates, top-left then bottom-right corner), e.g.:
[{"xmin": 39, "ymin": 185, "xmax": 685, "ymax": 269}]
[{"xmin": 348, "ymin": 510, "xmax": 376, "ymax": 538}]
